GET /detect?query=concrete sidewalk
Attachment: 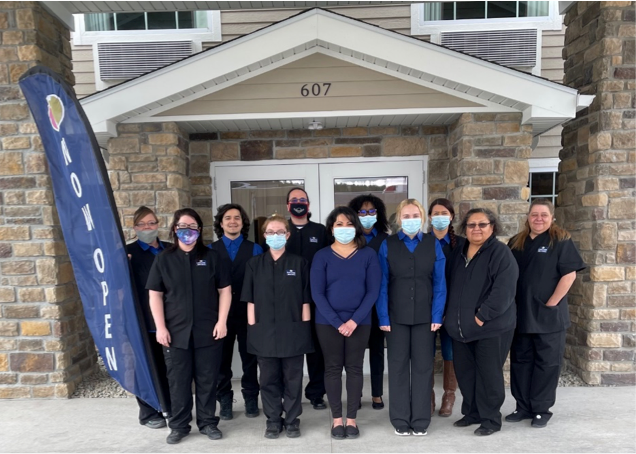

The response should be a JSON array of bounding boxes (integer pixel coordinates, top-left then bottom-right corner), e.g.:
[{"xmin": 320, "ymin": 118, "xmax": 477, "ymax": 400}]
[{"xmin": 1, "ymin": 379, "xmax": 634, "ymax": 453}]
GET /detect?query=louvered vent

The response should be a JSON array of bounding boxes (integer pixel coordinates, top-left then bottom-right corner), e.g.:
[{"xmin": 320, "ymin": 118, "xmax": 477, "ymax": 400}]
[
  {"xmin": 97, "ymin": 41, "xmax": 194, "ymax": 81},
  {"xmin": 440, "ymin": 29, "xmax": 537, "ymax": 68}
]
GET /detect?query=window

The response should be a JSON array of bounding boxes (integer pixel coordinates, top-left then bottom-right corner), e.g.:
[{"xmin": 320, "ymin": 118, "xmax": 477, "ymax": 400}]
[
  {"xmin": 423, "ymin": 2, "xmax": 549, "ymax": 21},
  {"xmin": 84, "ymin": 11, "xmax": 208, "ymax": 32},
  {"xmin": 529, "ymin": 158, "xmax": 559, "ymax": 205}
]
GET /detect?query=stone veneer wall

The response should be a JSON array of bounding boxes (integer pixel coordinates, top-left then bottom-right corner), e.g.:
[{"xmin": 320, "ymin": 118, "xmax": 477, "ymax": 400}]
[
  {"xmin": 557, "ymin": 1, "xmax": 635, "ymax": 385},
  {"xmin": 0, "ymin": 1, "xmax": 96, "ymax": 398},
  {"xmin": 188, "ymin": 126, "xmax": 450, "ymax": 243}
]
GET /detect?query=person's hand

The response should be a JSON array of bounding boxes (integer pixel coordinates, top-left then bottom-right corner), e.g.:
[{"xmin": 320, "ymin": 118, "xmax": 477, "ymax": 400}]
[
  {"xmin": 379, "ymin": 325, "xmax": 391, "ymax": 332},
  {"xmin": 545, "ymin": 298, "xmax": 558, "ymax": 307},
  {"xmin": 127, "ymin": 254, "xmax": 132, "ymax": 260},
  {"xmin": 213, "ymin": 322, "xmax": 227, "ymax": 340},
  {"xmin": 156, "ymin": 328, "xmax": 171, "ymax": 347},
  {"xmin": 475, "ymin": 316, "xmax": 484, "ymax": 327},
  {"xmin": 431, "ymin": 323, "xmax": 442, "ymax": 331},
  {"xmin": 339, "ymin": 320, "xmax": 357, "ymax": 337}
]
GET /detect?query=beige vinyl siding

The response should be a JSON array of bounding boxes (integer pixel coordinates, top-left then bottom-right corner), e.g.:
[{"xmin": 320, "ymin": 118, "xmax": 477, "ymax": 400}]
[{"xmin": 71, "ymin": 43, "xmax": 96, "ymax": 98}]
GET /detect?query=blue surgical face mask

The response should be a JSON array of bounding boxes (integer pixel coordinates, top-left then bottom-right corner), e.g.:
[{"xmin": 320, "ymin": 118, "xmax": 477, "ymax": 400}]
[
  {"xmin": 266, "ymin": 234, "xmax": 287, "ymax": 251},
  {"xmin": 359, "ymin": 215, "xmax": 377, "ymax": 230},
  {"xmin": 333, "ymin": 227, "xmax": 356, "ymax": 245},
  {"xmin": 176, "ymin": 228, "xmax": 199, "ymax": 245},
  {"xmin": 431, "ymin": 215, "xmax": 451, "ymax": 231},
  {"xmin": 401, "ymin": 218, "xmax": 422, "ymax": 235}
]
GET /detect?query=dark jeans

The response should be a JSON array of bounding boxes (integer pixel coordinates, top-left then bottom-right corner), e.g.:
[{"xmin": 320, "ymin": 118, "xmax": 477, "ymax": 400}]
[
  {"xmin": 217, "ymin": 315, "xmax": 259, "ymax": 401},
  {"xmin": 368, "ymin": 308, "xmax": 385, "ymax": 398},
  {"xmin": 258, "ymin": 355, "xmax": 304, "ymax": 426},
  {"xmin": 305, "ymin": 305, "xmax": 326, "ymax": 401},
  {"xmin": 316, "ymin": 323, "xmax": 371, "ymax": 419},
  {"xmin": 510, "ymin": 330, "xmax": 566, "ymax": 417},
  {"xmin": 452, "ymin": 329, "xmax": 515, "ymax": 431},
  {"xmin": 163, "ymin": 337, "xmax": 223, "ymax": 433},
  {"xmin": 386, "ymin": 322, "xmax": 434, "ymax": 432},
  {"xmin": 432, "ymin": 325, "xmax": 453, "ymax": 361},
  {"xmin": 137, "ymin": 333, "xmax": 171, "ymax": 424}
]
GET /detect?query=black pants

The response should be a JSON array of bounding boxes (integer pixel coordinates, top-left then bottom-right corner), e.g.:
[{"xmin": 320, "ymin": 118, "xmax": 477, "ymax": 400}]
[
  {"xmin": 304, "ymin": 305, "xmax": 326, "ymax": 401},
  {"xmin": 163, "ymin": 337, "xmax": 223, "ymax": 433},
  {"xmin": 386, "ymin": 322, "xmax": 434, "ymax": 432},
  {"xmin": 316, "ymin": 324, "xmax": 371, "ymax": 419},
  {"xmin": 510, "ymin": 330, "xmax": 566, "ymax": 418},
  {"xmin": 137, "ymin": 334, "xmax": 172, "ymax": 424},
  {"xmin": 258, "ymin": 355, "xmax": 304, "ymax": 426},
  {"xmin": 452, "ymin": 329, "xmax": 514, "ymax": 431},
  {"xmin": 216, "ymin": 315, "xmax": 259, "ymax": 401},
  {"xmin": 368, "ymin": 308, "xmax": 385, "ymax": 398}
]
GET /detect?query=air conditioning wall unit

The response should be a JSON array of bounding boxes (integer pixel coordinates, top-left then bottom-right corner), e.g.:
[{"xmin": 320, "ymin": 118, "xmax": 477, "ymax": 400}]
[
  {"xmin": 440, "ymin": 28, "xmax": 539, "ymax": 70},
  {"xmin": 96, "ymin": 41, "xmax": 195, "ymax": 81}
]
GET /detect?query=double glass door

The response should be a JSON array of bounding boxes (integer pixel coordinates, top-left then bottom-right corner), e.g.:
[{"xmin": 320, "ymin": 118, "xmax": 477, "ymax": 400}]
[{"xmin": 212, "ymin": 157, "xmax": 427, "ymax": 242}]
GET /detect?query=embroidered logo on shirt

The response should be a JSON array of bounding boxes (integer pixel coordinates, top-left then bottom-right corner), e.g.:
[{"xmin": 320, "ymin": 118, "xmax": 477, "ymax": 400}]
[
  {"xmin": 286, "ymin": 269, "xmax": 296, "ymax": 276},
  {"xmin": 196, "ymin": 260, "xmax": 207, "ymax": 266},
  {"xmin": 309, "ymin": 237, "xmax": 318, "ymax": 243},
  {"xmin": 538, "ymin": 246, "xmax": 548, "ymax": 253}
]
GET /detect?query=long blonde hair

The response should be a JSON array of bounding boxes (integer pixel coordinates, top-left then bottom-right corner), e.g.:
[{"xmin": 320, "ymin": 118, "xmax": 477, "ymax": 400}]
[
  {"xmin": 395, "ymin": 199, "xmax": 426, "ymax": 229},
  {"xmin": 510, "ymin": 199, "xmax": 571, "ymax": 250}
]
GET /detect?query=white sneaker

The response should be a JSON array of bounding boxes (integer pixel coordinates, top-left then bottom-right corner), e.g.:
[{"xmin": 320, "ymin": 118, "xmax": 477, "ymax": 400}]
[
  {"xmin": 394, "ymin": 428, "xmax": 411, "ymax": 436},
  {"xmin": 413, "ymin": 430, "xmax": 428, "ymax": 436}
]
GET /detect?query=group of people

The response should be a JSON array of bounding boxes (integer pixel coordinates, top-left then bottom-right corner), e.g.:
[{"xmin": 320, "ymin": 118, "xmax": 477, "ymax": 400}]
[{"xmin": 126, "ymin": 188, "xmax": 585, "ymax": 445}]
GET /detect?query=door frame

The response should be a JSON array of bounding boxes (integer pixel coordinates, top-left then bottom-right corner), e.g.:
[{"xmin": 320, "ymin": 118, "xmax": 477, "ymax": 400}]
[{"xmin": 211, "ymin": 155, "xmax": 428, "ymax": 229}]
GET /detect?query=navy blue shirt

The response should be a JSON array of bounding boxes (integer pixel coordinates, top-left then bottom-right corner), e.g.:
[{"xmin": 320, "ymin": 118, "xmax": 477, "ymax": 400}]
[
  {"xmin": 377, "ymin": 230, "xmax": 447, "ymax": 326},
  {"xmin": 310, "ymin": 246, "xmax": 382, "ymax": 328},
  {"xmin": 219, "ymin": 234, "xmax": 263, "ymax": 260},
  {"xmin": 363, "ymin": 228, "xmax": 378, "ymax": 245}
]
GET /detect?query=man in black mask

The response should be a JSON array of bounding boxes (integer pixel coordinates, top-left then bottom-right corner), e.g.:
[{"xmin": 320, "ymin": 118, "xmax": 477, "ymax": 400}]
[{"xmin": 284, "ymin": 187, "xmax": 328, "ymax": 410}]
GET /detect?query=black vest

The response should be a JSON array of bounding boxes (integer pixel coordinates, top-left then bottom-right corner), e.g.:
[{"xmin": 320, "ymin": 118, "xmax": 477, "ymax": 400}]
[
  {"xmin": 367, "ymin": 231, "xmax": 389, "ymax": 253},
  {"xmin": 210, "ymin": 238, "xmax": 254, "ymax": 318},
  {"xmin": 386, "ymin": 234, "xmax": 436, "ymax": 325}
]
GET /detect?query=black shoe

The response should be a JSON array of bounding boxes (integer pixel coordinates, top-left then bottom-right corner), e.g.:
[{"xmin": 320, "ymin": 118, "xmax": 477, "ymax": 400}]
[
  {"xmin": 245, "ymin": 397, "xmax": 260, "ymax": 418},
  {"xmin": 265, "ymin": 423, "xmax": 283, "ymax": 439},
  {"xmin": 345, "ymin": 425, "xmax": 360, "ymax": 439},
  {"xmin": 474, "ymin": 426, "xmax": 496, "ymax": 436},
  {"xmin": 453, "ymin": 417, "xmax": 478, "ymax": 427},
  {"xmin": 286, "ymin": 421, "xmax": 301, "ymax": 438},
  {"xmin": 372, "ymin": 398, "xmax": 384, "ymax": 410},
  {"xmin": 505, "ymin": 410, "xmax": 532, "ymax": 423},
  {"xmin": 310, "ymin": 397, "xmax": 327, "ymax": 410},
  {"xmin": 394, "ymin": 427, "xmax": 411, "ymax": 436},
  {"xmin": 144, "ymin": 418, "xmax": 166, "ymax": 429},
  {"xmin": 218, "ymin": 397, "xmax": 234, "ymax": 421},
  {"xmin": 531, "ymin": 414, "xmax": 549, "ymax": 428},
  {"xmin": 412, "ymin": 428, "xmax": 427, "ymax": 436},
  {"xmin": 166, "ymin": 430, "xmax": 189, "ymax": 445},
  {"xmin": 331, "ymin": 424, "xmax": 345, "ymax": 440},
  {"xmin": 200, "ymin": 424, "xmax": 223, "ymax": 440}
]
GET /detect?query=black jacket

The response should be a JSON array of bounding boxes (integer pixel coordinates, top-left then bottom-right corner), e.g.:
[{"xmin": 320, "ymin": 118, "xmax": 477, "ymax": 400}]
[
  {"xmin": 126, "ymin": 240, "xmax": 171, "ymax": 332},
  {"xmin": 445, "ymin": 235, "xmax": 518, "ymax": 343},
  {"xmin": 284, "ymin": 220, "xmax": 328, "ymax": 265}
]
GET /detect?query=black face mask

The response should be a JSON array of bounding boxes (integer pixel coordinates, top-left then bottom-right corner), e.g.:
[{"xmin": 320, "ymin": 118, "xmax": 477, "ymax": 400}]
[{"xmin": 289, "ymin": 203, "xmax": 309, "ymax": 218}]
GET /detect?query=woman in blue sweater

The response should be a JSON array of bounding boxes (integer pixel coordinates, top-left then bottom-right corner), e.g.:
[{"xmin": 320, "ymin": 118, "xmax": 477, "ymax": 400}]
[{"xmin": 311, "ymin": 206, "xmax": 382, "ymax": 440}]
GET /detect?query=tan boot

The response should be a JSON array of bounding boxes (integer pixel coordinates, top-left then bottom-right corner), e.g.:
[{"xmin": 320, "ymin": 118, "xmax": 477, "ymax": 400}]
[
  {"xmin": 439, "ymin": 361, "xmax": 457, "ymax": 417},
  {"xmin": 431, "ymin": 375, "xmax": 436, "ymax": 416}
]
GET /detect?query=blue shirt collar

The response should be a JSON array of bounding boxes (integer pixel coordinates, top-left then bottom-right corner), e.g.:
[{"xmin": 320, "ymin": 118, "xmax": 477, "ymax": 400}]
[
  {"xmin": 364, "ymin": 228, "xmax": 378, "ymax": 239},
  {"xmin": 222, "ymin": 234, "xmax": 244, "ymax": 248},
  {"xmin": 430, "ymin": 231, "xmax": 451, "ymax": 246},
  {"xmin": 137, "ymin": 239, "xmax": 164, "ymax": 251},
  {"xmin": 398, "ymin": 230, "xmax": 423, "ymax": 242}
]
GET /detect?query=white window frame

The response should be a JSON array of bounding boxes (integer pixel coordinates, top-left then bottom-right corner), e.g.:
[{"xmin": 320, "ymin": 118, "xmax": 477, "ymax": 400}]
[
  {"xmin": 72, "ymin": 11, "xmax": 221, "ymax": 46},
  {"xmin": 411, "ymin": 2, "xmax": 563, "ymax": 35},
  {"xmin": 529, "ymin": 157, "xmax": 559, "ymax": 204}
]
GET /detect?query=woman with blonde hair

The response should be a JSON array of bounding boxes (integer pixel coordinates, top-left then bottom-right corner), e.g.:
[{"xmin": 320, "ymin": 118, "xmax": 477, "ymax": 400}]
[
  {"xmin": 506, "ymin": 199, "xmax": 585, "ymax": 428},
  {"xmin": 376, "ymin": 199, "xmax": 447, "ymax": 436}
]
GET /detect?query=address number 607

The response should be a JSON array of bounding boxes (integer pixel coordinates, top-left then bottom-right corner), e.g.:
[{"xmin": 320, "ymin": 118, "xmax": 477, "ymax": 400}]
[{"xmin": 301, "ymin": 83, "xmax": 332, "ymax": 97}]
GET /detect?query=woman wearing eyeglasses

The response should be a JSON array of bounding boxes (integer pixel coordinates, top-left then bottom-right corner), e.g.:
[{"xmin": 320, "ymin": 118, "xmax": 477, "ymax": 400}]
[
  {"xmin": 127, "ymin": 206, "xmax": 172, "ymax": 429},
  {"xmin": 445, "ymin": 208, "xmax": 518, "ymax": 436},
  {"xmin": 311, "ymin": 206, "xmax": 381, "ymax": 439},
  {"xmin": 506, "ymin": 199, "xmax": 585, "ymax": 428},
  {"xmin": 348, "ymin": 195, "xmax": 390, "ymax": 410},
  {"xmin": 146, "ymin": 208, "xmax": 232, "ymax": 445},
  {"xmin": 376, "ymin": 199, "xmax": 447, "ymax": 437},
  {"xmin": 242, "ymin": 214, "xmax": 313, "ymax": 440}
]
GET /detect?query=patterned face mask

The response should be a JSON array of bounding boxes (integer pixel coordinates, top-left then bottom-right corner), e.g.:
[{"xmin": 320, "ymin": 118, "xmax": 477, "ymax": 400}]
[{"xmin": 176, "ymin": 228, "xmax": 199, "ymax": 245}]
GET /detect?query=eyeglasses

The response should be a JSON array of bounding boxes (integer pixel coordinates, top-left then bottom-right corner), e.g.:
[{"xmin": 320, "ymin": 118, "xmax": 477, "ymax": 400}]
[
  {"xmin": 176, "ymin": 223, "xmax": 199, "ymax": 229},
  {"xmin": 289, "ymin": 198, "xmax": 308, "ymax": 204},
  {"xmin": 265, "ymin": 230, "xmax": 287, "ymax": 236},
  {"xmin": 135, "ymin": 221, "xmax": 158, "ymax": 228},
  {"xmin": 530, "ymin": 213, "xmax": 551, "ymax": 219},
  {"xmin": 466, "ymin": 222, "xmax": 491, "ymax": 230},
  {"xmin": 358, "ymin": 209, "xmax": 377, "ymax": 216}
]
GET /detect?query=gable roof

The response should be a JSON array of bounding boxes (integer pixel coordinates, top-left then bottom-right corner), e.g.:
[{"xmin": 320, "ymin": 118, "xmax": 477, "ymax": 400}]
[{"xmin": 80, "ymin": 8, "xmax": 592, "ymax": 144}]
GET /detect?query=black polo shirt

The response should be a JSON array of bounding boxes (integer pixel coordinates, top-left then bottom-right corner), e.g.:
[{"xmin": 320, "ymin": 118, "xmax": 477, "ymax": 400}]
[
  {"xmin": 285, "ymin": 220, "xmax": 328, "ymax": 265},
  {"xmin": 146, "ymin": 247, "xmax": 231, "ymax": 349},
  {"xmin": 509, "ymin": 232, "xmax": 586, "ymax": 334},
  {"xmin": 241, "ymin": 251, "xmax": 313, "ymax": 358}
]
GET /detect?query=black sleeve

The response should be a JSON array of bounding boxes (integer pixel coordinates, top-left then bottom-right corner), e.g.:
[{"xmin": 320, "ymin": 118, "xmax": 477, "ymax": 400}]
[
  {"xmin": 241, "ymin": 258, "xmax": 255, "ymax": 303},
  {"xmin": 145, "ymin": 254, "xmax": 166, "ymax": 292},
  {"xmin": 214, "ymin": 250, "xmax": 232, "ymax": 289},
  {"xmin": 319, "ymin": 223, "xmax": 329, "ymax": 248},
  {"xmin": 302, "ymin": 258, "xmax": 312, "ymax": 303},
  {"xmin": 557, "ymin": 238, "xmax": 586, "ymax": 276},
  {"xmin": 476, "ymin": 245, "xmax": 519, "ymax": 323}
]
